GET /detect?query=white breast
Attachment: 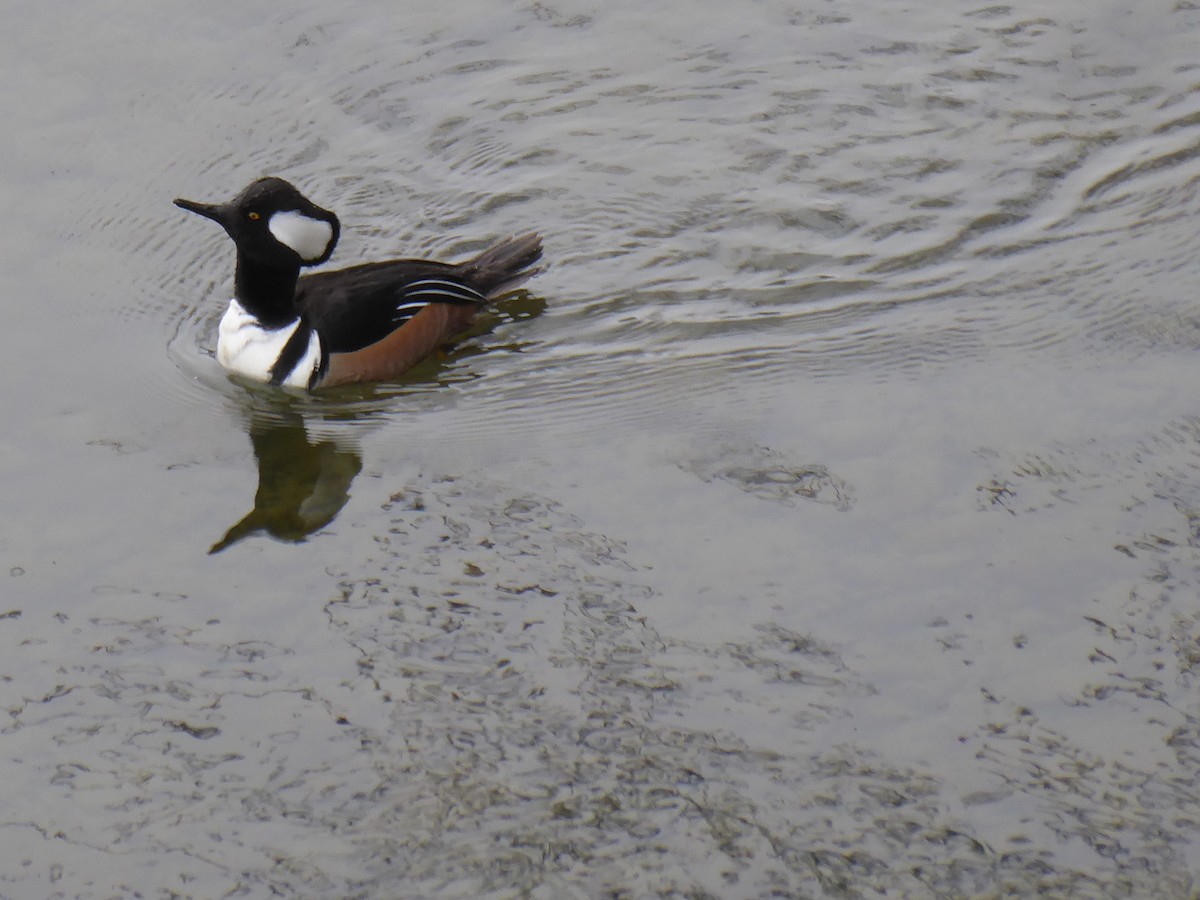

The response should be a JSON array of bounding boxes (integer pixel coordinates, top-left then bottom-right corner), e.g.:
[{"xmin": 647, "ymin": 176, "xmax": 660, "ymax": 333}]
[{"xmin": 217, "ymin": 300, "xmax": 321, "ymax": 389}]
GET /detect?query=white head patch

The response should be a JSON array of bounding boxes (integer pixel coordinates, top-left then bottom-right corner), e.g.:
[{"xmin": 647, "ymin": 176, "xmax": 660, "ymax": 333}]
[{"xmin": 268, "ymin": 210, "xmax": 333, "ymax": 262}]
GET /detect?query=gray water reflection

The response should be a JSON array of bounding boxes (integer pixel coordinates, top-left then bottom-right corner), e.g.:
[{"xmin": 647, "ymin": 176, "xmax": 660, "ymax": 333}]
[{"xmin": 2, "ymin": 0, "xmax": 1200, "ymax": 896}]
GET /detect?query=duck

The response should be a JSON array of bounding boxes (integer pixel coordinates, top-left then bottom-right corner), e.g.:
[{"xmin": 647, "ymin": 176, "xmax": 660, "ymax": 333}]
[{"xmin": 174, "ymin": 177, "xmax": 543, "ymax": 390}]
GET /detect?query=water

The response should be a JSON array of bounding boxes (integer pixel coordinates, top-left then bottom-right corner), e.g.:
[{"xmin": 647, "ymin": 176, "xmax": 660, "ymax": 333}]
[{"xmin": 2, "ymin": 0, "xmax": 1200, "ymax": 896}]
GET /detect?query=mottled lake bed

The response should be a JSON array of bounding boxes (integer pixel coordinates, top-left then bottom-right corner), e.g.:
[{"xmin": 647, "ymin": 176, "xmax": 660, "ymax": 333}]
[{"xmin": 2, "ymin": 1, "xmax": 1200, "ymax": 896}]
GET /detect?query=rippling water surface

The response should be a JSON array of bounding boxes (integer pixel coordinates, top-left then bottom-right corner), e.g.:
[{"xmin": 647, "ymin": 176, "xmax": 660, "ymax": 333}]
[{"xmin": 3, "ymin": 1, "xmax": 1200, "ymax": 896}]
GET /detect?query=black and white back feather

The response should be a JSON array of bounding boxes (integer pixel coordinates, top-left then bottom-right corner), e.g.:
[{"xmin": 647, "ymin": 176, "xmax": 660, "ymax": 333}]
[{"xmin": 390, "ymin": 278, "xmax": 488, "ymax": 326}]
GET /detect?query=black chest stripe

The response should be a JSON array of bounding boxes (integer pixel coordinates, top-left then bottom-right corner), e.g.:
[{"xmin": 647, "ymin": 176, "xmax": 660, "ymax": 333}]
[{"xmin": 269, "ymin": 322, "xmax": 316, "ymax": 386}]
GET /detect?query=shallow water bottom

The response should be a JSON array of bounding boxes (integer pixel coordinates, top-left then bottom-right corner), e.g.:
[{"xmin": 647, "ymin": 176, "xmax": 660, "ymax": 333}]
[
  {"xmin": 3, "ymin": 0, "xmax": 1200, "ymax": 895},
  {"xmin": 4, "ymin": 346, "xmax": 1200, "ymax": 897}
]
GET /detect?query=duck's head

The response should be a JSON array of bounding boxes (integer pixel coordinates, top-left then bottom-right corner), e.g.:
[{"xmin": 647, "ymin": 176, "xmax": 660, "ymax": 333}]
[{"xmin": 175, "ymin": 177, "xmax": 340, "ymax": 268}]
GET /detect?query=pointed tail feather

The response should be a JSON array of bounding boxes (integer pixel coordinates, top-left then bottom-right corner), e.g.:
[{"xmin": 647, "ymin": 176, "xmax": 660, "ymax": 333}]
[{"xmin": 461, "ymin": 232, "xmax": 545, "ymax": 298}]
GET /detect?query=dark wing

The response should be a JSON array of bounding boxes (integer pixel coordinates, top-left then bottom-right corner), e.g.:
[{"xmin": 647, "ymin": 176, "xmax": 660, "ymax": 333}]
[{"xmin": 296, "ymin": 260, "xmax": 487, "ymax": 354}]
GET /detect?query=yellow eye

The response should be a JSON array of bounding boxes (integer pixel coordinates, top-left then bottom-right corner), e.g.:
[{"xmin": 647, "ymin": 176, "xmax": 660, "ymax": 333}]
[{"xmin": 248, "ymin": 211, "xmax": 260, "ymax": 221}]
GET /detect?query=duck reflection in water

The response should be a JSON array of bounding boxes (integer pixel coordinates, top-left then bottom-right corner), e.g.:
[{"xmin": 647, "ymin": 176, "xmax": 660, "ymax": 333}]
[
  {"xmin": 206, "ymin": 290, "xmax": 546, "ymax": 553},
  {"xmin": 210, "ymin": 411, "xmax": 361, "ymax": 553}
]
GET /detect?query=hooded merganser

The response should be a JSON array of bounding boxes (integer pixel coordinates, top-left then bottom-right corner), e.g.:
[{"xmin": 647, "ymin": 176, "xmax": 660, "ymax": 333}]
[{"xmin": 174, "ymin": 177, "xmax": 543, "ymax": 390}]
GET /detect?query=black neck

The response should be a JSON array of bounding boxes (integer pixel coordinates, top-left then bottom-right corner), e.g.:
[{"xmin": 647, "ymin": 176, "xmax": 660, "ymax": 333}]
[{"xmin": 234, "ymin": 254, "xmax": 301, "ymax": 327}]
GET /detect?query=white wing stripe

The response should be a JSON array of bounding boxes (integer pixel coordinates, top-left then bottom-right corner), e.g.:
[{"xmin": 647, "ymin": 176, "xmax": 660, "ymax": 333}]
[
  {"xmin": 391, "ymin": 301, "xmax": 429, "ymax": 325},
  {"xmin": 408, "ymin": 288, "xmax": 481, "ymax": 302},
  {"xmin": 392, "ymin": 279, "xmax": 486, "ymax": 325},
  {"xmin": 403, "ymin": 279, "xmax": 487, "ymax": 303}
]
